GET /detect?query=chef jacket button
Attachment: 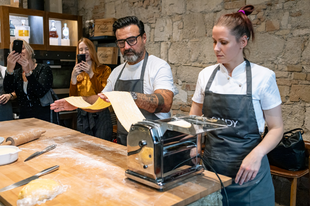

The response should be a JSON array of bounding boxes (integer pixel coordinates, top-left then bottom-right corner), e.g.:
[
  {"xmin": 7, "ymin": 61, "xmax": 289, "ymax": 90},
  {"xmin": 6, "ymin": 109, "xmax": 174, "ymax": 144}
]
[
  {"xmin": 227, "ymin": 77, "xmax": 230, "ymax": 80},
  {"xmin": 239, "ymin": 85, "xmax": 241, "ymax": 87}
]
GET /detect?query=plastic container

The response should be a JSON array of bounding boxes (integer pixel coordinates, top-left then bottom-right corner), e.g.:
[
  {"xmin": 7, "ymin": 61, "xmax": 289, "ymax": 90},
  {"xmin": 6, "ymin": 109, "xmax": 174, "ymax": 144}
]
[{"xmin": 0, "ymin": 145, "xmax": 21, "ymax": 165}]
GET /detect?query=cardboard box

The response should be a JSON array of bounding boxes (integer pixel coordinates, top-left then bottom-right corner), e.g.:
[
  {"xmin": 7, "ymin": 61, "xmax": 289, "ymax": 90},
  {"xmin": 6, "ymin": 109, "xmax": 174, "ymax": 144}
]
[
  {"xmin": 97, "ymin": 47, "xmax": 118, "ymax": 65},
  {"xmin": 10, "ymin": 0, "xmax": 23, "ymax": 8},
  {"xmin": 94, "ymin": 18, "xmax": 117, "ymax": 36}
]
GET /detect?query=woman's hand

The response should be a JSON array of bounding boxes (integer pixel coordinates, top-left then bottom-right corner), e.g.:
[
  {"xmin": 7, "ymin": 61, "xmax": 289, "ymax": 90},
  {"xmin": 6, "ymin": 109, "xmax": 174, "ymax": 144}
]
[
  {"xmin": 71, "ymin": 63, "xmax": 83, "ymax": 84},
  {"xmin": 17, "ymin": 55, "xmax": 30, "ymax": 73},
  {"xmin": 235, "ymin": 149, "xmax": 264, "ymax": 185},
  {"xmin": 79, "ymin": 61, "xmax": 93, "ymax": 78},
  {"xmin": 0, "ymin": 94, "xmax": 11, "ymax": 104},
  {"xmin": 190, "ymin": 147, "xmax": 201, "ymax": 164},
  {"xmin": 7, "ymin": 51, "xmax": 20, "ymax": 72}
]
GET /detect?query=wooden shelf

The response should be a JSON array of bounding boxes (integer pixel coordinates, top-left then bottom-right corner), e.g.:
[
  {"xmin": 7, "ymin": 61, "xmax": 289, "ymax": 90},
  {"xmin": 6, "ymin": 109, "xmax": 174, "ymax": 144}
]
[{"xmin": 0, "ymin": 6, "xmax": 82, "ymax": 50}]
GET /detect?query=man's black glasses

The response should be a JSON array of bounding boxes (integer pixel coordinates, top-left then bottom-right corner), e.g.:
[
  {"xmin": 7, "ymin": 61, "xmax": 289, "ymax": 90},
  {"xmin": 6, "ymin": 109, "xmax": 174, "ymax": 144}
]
[{"xmin": 115, "ymin": 34, "xmax": 142, "ymax": 48}]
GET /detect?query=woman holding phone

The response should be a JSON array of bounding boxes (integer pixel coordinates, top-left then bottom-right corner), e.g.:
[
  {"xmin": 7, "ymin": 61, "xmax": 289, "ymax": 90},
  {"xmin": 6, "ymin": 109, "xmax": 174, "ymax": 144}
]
[
  {"xmin": 70, "ymin": 37, "xmax": 113, "ymax": 141},
  {"xmin": 4, "ymin": 39, "xmax": 53, "ymax": 121}
]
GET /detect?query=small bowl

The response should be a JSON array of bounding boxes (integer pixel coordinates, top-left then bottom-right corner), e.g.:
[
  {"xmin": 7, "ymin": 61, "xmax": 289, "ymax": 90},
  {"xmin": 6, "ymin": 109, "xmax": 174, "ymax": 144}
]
[{"xmin": 0, "ymin": 146, "xmax": 22, "ymax": 166}]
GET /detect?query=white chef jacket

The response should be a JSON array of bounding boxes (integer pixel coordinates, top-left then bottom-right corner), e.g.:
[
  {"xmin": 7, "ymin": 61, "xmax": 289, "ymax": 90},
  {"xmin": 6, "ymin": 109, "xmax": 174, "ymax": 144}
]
[
  {"xmin": 102, "ymin": 55, "xmax": 174, "ymax": 119},
  {"xmin": 192, "ymin": 61, "xmax": 282, "ymax": 133}
]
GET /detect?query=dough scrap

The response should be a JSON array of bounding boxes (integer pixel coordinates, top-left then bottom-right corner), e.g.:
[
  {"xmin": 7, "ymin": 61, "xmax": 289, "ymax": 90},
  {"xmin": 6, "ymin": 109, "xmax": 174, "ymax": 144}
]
[{"xmin": 17, "ymin": 179, "xmax": 66, "ymax": 206}]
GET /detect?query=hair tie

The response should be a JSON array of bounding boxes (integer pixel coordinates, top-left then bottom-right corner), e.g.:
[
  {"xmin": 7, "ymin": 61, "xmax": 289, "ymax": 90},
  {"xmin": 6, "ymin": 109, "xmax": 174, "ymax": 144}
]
[{"xmin": 238, "ymin": 10, "xmax": 245, "ymax": 14}]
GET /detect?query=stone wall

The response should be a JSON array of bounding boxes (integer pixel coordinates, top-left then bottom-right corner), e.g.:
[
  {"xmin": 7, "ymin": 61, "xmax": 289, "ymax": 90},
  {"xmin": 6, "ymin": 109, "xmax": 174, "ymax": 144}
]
[
  {"xmin": 75, "ymin": 1, "xmax": 310, "ymax": 204},
  {"xmin": 75, "ymin": 0, "xmax": 310, "ymax": 142}
]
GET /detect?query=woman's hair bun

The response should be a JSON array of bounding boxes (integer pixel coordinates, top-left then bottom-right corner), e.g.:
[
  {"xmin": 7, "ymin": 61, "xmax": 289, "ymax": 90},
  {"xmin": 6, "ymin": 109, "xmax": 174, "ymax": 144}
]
[{"xmin": 239, "ymin": 5, "xmax": 254, "ymax": 16}]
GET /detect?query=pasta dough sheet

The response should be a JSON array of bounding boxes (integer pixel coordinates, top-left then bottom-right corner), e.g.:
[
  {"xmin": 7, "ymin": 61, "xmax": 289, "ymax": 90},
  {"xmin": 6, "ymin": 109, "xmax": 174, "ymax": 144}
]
[
  {"xmin": 65, "ymin": 96, "xmax": 111, "ymax": 110},
  {"xmin": 103, "ymin": 92, "xmax": 145, "ymax": 132},
  {"xmin": 64, "ymin": 92, "xmax": 145, "ymax": 132}
]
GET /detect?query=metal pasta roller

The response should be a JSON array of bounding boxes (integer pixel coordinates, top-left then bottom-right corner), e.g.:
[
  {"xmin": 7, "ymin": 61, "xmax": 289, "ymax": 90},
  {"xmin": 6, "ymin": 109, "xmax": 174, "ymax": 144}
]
[{"xmin": 125, "ymin": 115, "xmax": 228, "ymax": 190}]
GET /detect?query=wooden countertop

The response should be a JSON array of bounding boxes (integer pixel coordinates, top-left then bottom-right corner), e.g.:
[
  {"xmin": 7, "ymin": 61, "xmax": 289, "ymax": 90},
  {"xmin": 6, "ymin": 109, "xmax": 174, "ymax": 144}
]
[{"xmin": 0, "ymin": 118, "xmax": 231, "ymax": 206}]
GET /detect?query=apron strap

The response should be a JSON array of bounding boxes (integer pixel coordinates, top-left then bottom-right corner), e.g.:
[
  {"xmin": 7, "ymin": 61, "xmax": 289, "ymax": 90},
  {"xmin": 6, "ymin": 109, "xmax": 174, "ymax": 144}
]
[
  {"xmin": 115, "ymin": 63, "xmax": 127, "ymax": 86},
  {"xmin": 245, "ymin": 59, "xmax": 252, "ymax": 96},
  {"xmin": 139, "ymin": 51, "xmax": 148, "ymax": 93},
  {"xmin": 205, "ymin": 65, "xmax": 219, "ymax": 91}
]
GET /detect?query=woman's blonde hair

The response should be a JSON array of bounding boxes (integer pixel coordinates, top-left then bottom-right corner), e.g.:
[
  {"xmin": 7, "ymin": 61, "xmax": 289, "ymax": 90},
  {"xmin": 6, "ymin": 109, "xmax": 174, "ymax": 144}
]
[
  {"xmin": 10, "ymin": 39, "xmax": 36, "ymax": 63},
  {"xmin": 76, "ymin": 38, "xmax": 100, "ymax": 68}
]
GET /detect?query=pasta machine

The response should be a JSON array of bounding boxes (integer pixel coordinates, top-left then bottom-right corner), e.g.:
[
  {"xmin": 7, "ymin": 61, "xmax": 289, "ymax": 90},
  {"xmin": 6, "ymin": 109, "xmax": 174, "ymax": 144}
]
[{"xmin": 125, "ymin": 115, "xmax": 228, "ymax": 190}]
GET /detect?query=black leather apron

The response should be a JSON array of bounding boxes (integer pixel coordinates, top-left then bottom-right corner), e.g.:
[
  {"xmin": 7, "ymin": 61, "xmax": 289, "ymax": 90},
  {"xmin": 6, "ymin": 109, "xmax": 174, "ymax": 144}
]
[
  {"xmin": 114, "ymin": 52, "xmax": 158, "ymax": 146},
  {"xmin": 0, "ymin": 71, "xmax": 13, "ymax": 121},
  {"xmin": 202, "ymin": 60, "xmax": 274, "ymax": 206}
]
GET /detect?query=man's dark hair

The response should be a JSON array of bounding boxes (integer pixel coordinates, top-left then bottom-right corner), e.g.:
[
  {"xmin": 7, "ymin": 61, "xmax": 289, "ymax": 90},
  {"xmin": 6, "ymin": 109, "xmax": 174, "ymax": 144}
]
[{"xmin": 113, "ymin": 16, "xmax": 145, "ymax": 35}]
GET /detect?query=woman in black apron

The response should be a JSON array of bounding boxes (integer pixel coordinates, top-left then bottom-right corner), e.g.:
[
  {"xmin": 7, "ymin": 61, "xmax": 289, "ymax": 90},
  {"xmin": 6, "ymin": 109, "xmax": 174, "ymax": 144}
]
[{"xmin": 190, "ymin": 5, "xmax": 283, "ymax": 206}]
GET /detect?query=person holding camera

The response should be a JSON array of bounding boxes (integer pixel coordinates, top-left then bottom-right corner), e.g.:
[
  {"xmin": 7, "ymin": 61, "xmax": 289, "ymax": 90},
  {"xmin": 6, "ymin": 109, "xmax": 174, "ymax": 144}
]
[
  {"xmin": 69, "ymin": 37, "xmax": 112, "ymax": 141},
  {"xmin": 4, "ymin": 39, "xmax": 53, "ymax": 122}
]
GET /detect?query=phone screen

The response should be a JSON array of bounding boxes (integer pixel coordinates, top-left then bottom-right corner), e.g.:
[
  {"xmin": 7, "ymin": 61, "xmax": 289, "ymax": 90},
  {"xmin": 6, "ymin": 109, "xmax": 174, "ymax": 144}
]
[
  {"xmin": 77, "ymin": 54, "xmax": 86, "ymax": 63},
  {"xmin": 12, "ymin": 40, "xmax": 23, "ymax": 53}
]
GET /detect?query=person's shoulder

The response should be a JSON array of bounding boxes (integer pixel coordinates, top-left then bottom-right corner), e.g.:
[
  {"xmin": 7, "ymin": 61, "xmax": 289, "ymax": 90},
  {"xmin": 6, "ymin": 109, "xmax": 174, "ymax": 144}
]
[
  {"xmin": 250, "ymin": 62, "xmax": 275, "ymax": 77},
  {"xmin": 199, "ymin": 64, "xmax": 219, "ymax": 76},
  {"xmin": 37, "ymin": 63, "xmax": 51, "ymax": 70},
  {"xmin": 0, "ymin": 65, "xmax": 6, "ymax": 72},
  {"xmin": 148, "ymin": 55, "xmax": 169, "ymax": 67},
  {"xmin": 108, "ymin": 62, "xmax": 126, "ymax": 78},
  {"xmin": 96, "ymin": 64, "xmax": 111, "ymax": 72},
  {"xmin": 97, "ymin": 64, "xmax": 111, "ymax": 69}
]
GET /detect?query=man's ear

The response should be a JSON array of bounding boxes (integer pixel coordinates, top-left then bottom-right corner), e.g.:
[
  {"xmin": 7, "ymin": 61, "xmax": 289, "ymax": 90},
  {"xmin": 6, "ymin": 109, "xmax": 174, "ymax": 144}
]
[{"xmin": 142, "ymin": 33, "xmax": 147, "ymax": 43}]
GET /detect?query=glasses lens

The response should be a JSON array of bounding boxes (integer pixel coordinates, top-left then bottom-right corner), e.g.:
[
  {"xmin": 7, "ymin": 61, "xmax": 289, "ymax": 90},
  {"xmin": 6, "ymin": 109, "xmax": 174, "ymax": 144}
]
[
  {"xmin": 116, "ymin": 40, "xmax": 125, "ymax": 48},
  {"xmin": 126, "ymin": 37, "xmax": 137, "ymax": 46}
]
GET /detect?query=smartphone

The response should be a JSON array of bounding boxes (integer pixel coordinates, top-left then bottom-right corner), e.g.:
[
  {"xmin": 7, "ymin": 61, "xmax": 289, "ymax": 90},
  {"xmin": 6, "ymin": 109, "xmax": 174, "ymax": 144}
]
[
  {"xmin": 12, "ymin": 40, "xmax": 23, "ymax": 53},
  {"xmin": 77, "ymin": 54, "xmax": 86, "ymax": 63}
]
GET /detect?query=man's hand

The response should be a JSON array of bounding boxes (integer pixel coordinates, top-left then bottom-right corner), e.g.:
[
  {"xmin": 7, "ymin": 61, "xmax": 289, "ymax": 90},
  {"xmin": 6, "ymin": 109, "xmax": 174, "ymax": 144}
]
[
  {"xmin": 98, "ymin": 93, "xmax": 110, "ymax": 102},
  {"xmin": 50, "ymin": 99, "xmax": 77, "ymax": 112}
]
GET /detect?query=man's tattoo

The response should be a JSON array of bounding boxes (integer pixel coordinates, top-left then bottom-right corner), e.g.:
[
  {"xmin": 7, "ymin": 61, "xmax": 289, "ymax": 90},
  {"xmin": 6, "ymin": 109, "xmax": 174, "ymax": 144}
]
[
  {"xmin": 135, "ymin": 89, "xmax": 173, "ymax": 113},
  {"xmin": 154, "ymin": 93, "xmax": 165, "ymax": 113}
]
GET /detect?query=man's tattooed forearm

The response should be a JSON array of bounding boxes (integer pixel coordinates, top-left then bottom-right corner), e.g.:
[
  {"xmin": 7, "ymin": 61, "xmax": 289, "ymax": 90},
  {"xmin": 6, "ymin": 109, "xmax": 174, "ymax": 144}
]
[{"xmin": 154, "ymin": 93, "xmax": 164, "ymax": 113}]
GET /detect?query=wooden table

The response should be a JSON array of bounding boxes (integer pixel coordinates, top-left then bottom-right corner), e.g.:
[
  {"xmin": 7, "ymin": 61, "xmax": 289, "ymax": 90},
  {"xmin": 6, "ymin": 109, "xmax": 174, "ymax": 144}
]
[{"xmin": 0, "ymin": 118, "xmax": 231, "ymax": 206}]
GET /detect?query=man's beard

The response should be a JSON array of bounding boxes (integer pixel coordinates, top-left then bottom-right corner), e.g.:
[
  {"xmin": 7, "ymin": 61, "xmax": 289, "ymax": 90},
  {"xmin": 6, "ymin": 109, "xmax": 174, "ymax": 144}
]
[{"xmin": 123, "ymin": 49, "xmax": 143, "ymax": 63}]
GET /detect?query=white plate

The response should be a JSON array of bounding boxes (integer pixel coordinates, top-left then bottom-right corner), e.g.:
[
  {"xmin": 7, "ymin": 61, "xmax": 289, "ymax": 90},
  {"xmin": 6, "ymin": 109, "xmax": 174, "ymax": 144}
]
[
  {"xmin": 0, "ymin": 137, "xmax": 4, "ymax": 144},
  {"xmin": 0, "ymin": 146, "xmax": 21, "ymax": 165}
]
